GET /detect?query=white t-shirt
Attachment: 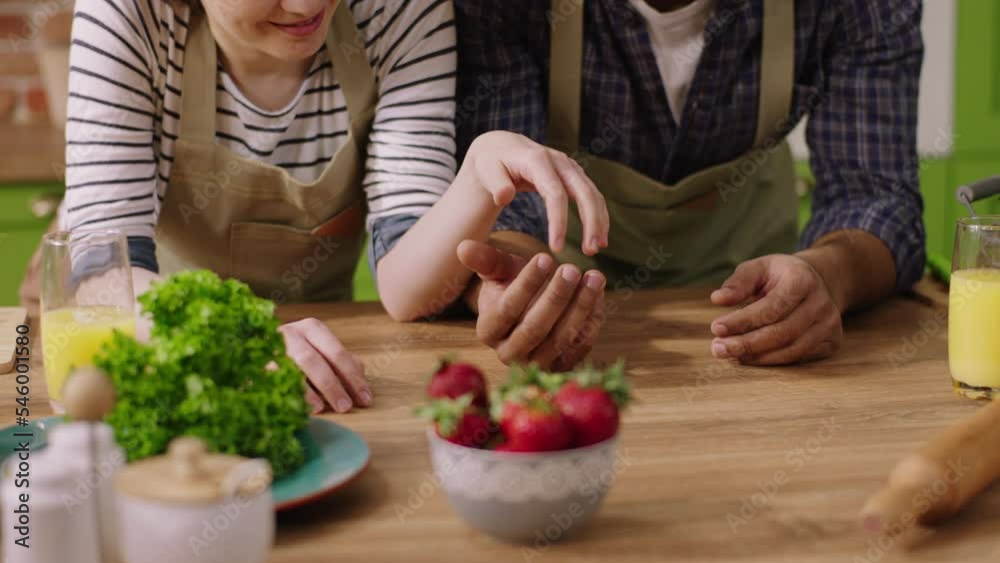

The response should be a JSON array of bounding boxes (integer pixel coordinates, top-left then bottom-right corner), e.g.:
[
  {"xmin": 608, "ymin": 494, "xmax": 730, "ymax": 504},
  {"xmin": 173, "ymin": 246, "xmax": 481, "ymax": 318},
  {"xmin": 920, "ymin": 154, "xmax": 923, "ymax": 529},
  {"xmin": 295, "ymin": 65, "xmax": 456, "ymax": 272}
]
[{"xmin": 627, "ymin": 0, "xmax": 716, "ymax": 122}]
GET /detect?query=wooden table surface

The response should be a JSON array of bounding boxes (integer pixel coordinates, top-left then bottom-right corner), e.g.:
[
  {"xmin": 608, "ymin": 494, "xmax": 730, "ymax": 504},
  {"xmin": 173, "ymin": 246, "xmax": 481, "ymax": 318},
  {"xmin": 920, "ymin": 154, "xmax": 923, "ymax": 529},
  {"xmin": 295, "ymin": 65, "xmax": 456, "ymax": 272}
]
[{"xmin": 6, "ymin": 283, "xmax": 1000, "ymax": 562}]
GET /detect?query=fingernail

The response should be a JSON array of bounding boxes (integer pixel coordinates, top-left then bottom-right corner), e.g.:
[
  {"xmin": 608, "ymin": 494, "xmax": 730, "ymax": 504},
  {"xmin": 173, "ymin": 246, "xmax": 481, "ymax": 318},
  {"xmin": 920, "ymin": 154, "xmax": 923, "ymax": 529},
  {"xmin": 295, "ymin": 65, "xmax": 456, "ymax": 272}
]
[
  {"xmin": 586, "ymin": 273, "xmax": 604, "ymax": 290},
  {"xmin": 311, "ymin": 401, "xmax": 324, "ymax": 414},
  {"xmin": 360, "ymin": 390, "xmax": 372, "ymax": 406},
  {"xmin": 336, "ymin": 399, "xmax": 352, "ymax": 413},
  {"xmin": 711, "ymin": 341, "xmax": 731, "ymax": 359},
  {"xmin": 562, "ymin": 266, "xmax": 581, "ymax": 283},
  {"xmin": 711, "ymin": 322, "xmax": 729, "ymax": 337},
  {"xmin": 537, "ymin": 254, "xmax": 554, "ymax": 273}
]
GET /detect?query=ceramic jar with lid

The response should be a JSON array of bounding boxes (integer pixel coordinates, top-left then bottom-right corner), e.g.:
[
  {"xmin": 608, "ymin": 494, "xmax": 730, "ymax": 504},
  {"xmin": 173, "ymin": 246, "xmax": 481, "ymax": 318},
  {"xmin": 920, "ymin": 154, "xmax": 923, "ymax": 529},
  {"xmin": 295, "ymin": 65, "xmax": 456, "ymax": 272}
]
[{"xmin": 115, "ymin": 436, "xmax": 274, "ymax": 563}]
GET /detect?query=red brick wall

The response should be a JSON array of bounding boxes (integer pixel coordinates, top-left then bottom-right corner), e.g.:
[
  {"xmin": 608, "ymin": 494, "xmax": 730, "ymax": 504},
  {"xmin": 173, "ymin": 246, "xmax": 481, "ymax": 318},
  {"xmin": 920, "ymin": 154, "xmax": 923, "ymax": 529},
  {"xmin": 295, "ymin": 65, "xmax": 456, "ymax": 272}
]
[{"xmin": 0, "ymin": 0, "xmax": 73, "ymax": 125}]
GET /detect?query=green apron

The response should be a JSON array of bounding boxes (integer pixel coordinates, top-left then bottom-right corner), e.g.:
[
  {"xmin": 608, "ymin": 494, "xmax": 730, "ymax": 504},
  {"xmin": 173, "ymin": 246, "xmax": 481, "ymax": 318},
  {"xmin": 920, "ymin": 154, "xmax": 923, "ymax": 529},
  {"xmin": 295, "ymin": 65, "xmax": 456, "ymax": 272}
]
[
  {"xmin": 155, "ymin": 2, "xmax": 375, "ymax": 302},
  {"xmin": 549, "ymin": 0, "xmax": 799, "ymax": 288}
]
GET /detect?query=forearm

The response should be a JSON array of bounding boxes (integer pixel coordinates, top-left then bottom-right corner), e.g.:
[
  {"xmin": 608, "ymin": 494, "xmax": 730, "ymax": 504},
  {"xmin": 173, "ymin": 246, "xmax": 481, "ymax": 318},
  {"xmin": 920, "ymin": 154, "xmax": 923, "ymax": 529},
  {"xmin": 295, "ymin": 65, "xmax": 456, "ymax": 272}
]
[
  {"xmin": 796, "ymin": 229, "xmax": 896, "ymax": 314},
  {"xmin": 376, "ymin": 165, "xmax": 503, "ymax": 321}
]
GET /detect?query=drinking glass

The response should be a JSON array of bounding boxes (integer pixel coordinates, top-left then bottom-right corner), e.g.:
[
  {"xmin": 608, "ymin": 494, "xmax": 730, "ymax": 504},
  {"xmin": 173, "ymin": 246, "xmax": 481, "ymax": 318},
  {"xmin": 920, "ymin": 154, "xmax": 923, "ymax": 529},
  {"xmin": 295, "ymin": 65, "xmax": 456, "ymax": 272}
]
[
  {"xmin": 949, "ymin": 217, "xmax": 1000, "ymax": 399},
  {"xmin": 40, "ymin": 229, "xmax": 135, "ymax": 413}
]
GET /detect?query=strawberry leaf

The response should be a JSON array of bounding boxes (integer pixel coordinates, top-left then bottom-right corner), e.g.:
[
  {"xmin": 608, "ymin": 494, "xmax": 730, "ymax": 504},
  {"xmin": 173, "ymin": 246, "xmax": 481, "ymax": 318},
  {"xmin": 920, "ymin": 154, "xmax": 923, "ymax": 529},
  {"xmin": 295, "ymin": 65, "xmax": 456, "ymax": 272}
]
[
  {"xmin": 570, "ymin": 359, "xmax": 632, "ymax": 407},
  {"xmin": 414, "ymin": 394, "xmax": 474, "ymax": 437}
]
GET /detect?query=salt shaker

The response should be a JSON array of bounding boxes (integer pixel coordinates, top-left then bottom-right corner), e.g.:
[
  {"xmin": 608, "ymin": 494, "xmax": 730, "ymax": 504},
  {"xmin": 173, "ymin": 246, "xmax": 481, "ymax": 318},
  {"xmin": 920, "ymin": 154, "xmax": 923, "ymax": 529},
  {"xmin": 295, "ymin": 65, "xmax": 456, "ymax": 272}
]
[{"xmin": 1, "ymin": 367, "xmax": 123, "ymax": 563}]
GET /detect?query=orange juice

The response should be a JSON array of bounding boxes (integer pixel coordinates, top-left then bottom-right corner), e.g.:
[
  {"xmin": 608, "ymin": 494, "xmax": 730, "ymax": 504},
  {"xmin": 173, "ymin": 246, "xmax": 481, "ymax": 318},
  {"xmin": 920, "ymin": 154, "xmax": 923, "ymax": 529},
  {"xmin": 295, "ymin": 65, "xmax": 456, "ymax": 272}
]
[
  {"xmin": 949, "ymin": 269, "xmax": 1000, "ymax": 397},
  {"xmin": 41, "ymin": 306, "xmax": 135, "ymax": 403}
]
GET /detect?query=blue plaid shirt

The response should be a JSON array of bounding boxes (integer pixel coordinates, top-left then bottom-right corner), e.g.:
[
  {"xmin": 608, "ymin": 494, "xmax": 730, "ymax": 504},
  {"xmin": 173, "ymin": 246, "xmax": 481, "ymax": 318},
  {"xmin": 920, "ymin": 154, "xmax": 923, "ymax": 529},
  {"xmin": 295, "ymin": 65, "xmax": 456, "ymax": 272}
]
[{"xmin": 439, "ymin": 0, "xmax": 926, "ymax": 291}]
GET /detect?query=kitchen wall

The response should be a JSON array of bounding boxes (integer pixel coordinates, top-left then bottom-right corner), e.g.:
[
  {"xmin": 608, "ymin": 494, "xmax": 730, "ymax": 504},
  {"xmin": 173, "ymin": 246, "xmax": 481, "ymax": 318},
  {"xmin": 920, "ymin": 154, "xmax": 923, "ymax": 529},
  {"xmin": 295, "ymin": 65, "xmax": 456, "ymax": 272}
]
[{"xmin": 0, "ymin": 0, "xmax": 72, "ymax": 127}]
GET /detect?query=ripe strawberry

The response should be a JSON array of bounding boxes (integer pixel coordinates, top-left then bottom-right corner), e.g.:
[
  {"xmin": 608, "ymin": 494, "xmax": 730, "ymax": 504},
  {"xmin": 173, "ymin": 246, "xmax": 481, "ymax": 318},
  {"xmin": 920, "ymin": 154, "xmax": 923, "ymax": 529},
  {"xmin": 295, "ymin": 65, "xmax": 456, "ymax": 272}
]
[
  {"xmin": 427, "ymin": 359, "xmax": 488, "ymax": 408},
  {"xmin": 499, "ymin": 396, "xmax": 573, "ymax": 452},
  {"xmin": 416, "ymin": 395, "xmax": 493, "ymax": 448},
  {"xmin": 554, "ymin": 382, "xmax": 619, "ymax": 446}
]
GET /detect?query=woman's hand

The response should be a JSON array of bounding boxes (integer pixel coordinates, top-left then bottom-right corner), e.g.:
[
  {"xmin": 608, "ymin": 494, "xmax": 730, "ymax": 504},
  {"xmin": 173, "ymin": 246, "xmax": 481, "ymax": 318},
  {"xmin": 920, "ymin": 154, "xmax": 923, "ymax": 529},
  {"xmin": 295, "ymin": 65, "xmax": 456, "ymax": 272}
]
[
  {"xmin": 464, "ymin": 131, "xmax": 610, "ymax": 256},
  {"xmin": 279, "ymin": 318, "xmax": 373, "ymax": 414},
  {"xmin": 709, "ymin": 254, "xmax": 843, "ymax": 365}
]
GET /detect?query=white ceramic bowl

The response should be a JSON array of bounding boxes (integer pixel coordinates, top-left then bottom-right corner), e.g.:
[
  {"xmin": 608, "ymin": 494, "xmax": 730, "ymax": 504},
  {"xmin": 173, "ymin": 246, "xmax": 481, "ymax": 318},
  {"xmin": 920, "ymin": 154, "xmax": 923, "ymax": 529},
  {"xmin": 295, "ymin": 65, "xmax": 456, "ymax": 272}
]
[{"xmin": 426, "ymin": 429, "xmax": 621, "ymax": 543}]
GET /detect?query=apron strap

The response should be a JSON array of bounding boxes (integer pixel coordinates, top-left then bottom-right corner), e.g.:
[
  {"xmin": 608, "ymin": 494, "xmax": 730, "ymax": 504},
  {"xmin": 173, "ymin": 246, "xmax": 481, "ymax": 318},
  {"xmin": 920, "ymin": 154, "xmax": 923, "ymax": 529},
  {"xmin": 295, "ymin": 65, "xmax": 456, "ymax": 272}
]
[
  {"xmin": 179, "ymin": 4, "xmax": 378, "ymax": 145},
  {"xmin": 546, "ymin": 0, "xmax": 585, "ymax": 151},
  {"xmin": 179, "ymin": 9, "xmax": 217, "ymax": 144},
  {"xmin": 327, "ymin": 2, "xmax": 379, "ymax": 140},
  {"xmin": 754, "ymin": 0, "xmax": 795, "ymax": 148},
  {"xmin": 547, "ymin": 0, "xmax": 795, "ymax": 152}
]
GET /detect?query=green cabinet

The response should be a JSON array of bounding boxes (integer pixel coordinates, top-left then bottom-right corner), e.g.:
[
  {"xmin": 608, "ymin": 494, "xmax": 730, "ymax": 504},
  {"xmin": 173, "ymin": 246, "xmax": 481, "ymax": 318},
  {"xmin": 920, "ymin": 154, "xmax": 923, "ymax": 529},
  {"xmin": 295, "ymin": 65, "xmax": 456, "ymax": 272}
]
[
  {"xmin": 954, "ymin": 1, "xmax": 1000, "ymax": 154},
  {"xmin": 910, "ymin": 2, "xmax": 1000, "ymax": 279},
  {"xmin": 0, "ymin": 184, "xmax": 62, "ymax": 306}
]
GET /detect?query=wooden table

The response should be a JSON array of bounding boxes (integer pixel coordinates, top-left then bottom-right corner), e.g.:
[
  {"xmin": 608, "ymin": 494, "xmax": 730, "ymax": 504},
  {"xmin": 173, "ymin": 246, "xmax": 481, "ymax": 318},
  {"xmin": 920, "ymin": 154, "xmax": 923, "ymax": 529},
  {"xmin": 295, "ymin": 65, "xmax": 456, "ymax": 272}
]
[{"xmin": 6, "ymin": 284, "xmax": 1000, "ymax": 562}]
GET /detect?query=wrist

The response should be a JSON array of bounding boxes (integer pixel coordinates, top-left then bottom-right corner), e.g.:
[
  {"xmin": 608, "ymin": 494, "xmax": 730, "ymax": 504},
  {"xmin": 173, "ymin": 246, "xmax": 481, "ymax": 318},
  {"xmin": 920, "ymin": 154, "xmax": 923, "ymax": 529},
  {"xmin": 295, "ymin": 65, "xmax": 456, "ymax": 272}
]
[
  {"xmin": 795, "ymin": 230, "xmax": 896, "ymax": 314},
  {"xmin": 796, "ymin": 246, "xmax": 851, "ymax": 314},
  {"xmin": 455, "ymin": 154, "xmax": 504, "ymax": 215}
]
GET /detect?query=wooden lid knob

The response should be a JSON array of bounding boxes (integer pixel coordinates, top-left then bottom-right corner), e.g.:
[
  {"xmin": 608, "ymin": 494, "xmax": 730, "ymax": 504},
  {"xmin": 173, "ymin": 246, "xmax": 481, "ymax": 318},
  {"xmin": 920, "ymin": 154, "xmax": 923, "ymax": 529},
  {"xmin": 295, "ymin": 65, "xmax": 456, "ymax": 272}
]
[
  {"xmin": 62, "ymin": 367, "xmax": 116, "ymax": 422},
  {"xmin": 169, "ymin": 437, "xmax": 208, "ymax": 481}
]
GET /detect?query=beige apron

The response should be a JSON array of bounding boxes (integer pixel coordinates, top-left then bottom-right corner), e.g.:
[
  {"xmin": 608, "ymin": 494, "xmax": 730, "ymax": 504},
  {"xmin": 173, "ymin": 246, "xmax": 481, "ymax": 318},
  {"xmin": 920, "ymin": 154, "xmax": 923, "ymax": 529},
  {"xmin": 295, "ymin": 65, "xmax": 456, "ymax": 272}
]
[
  {"xmin": 549, "ymin": 0, "xmax": 799, "ymax": 288},
  {"xmin": 155, "ymin": 2, "xmax": 374, "ymax": 303}
]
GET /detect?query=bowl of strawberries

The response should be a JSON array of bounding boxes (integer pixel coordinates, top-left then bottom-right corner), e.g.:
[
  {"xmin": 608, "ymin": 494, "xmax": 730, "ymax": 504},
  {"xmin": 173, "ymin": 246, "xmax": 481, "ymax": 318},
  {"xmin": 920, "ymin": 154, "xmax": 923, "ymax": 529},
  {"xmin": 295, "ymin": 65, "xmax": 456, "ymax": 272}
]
[{"xmin": 417, "ymin": 359, "xmax": 631, "ymax": 543}]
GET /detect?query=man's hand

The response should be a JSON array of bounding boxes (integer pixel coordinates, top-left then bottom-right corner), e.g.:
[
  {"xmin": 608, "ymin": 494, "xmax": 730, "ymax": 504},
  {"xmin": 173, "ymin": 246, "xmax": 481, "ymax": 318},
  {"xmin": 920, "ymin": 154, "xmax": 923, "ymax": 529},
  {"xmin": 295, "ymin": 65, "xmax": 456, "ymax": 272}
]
[
  {"xmin": 279, "ymin": 319, "xmax": 373, "ymax": 414},
  {"xmin": 458, "ymin": 240, "xmax": 606, "ymax": 371},
  {"xmin": 709, "ymin": 254, "xmax": 843, "ymax": 365}
]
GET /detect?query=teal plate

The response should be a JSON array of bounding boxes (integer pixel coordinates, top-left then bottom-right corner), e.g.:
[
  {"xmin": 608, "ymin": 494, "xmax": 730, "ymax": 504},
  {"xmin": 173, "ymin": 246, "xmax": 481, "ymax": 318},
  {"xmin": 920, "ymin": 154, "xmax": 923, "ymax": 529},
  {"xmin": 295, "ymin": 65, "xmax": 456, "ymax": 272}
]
[{"xmin": 0, "ymin": 417, "xmax": 370, "ymax": 512}]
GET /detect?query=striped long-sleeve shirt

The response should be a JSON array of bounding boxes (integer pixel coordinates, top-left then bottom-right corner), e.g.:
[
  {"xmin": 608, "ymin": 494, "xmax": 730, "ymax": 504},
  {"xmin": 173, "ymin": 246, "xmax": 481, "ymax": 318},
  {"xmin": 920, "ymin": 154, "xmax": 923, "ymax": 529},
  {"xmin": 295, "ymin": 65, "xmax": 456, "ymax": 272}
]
[{"xmin": 61, "ymin": 0, "xmax": 459, "ymax": 272}]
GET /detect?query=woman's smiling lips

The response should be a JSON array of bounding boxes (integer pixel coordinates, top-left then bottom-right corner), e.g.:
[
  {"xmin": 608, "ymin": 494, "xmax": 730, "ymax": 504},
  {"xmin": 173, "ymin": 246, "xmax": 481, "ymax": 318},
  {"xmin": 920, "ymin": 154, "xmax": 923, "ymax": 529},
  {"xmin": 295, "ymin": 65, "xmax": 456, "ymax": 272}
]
[{"xmin": 271, "ymin": 10, "xmax": 325, "ymax": 37}]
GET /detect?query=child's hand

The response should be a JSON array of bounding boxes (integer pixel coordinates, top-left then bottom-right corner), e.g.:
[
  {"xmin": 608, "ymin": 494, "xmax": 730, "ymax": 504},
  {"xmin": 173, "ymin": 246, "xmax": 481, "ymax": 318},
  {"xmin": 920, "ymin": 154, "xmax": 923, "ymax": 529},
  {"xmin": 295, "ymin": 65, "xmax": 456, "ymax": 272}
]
[{"xmin": 464, "ymin": 131, "xmax": 609, "ymax": 256}]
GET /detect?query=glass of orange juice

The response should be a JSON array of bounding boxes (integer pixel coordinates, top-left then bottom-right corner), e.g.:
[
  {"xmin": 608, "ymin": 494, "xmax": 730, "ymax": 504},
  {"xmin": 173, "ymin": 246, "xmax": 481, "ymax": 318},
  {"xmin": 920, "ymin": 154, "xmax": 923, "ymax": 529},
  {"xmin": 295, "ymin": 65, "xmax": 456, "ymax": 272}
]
[
  {"xmin": 949, "ymin": 217, "xmax": 1000, "ymax": 399},
  {"xmin": 40, "ymin": 229, "xmax": 135, "ymax": 413}
]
